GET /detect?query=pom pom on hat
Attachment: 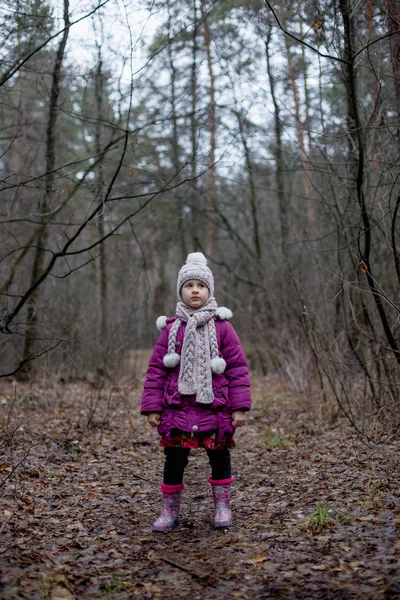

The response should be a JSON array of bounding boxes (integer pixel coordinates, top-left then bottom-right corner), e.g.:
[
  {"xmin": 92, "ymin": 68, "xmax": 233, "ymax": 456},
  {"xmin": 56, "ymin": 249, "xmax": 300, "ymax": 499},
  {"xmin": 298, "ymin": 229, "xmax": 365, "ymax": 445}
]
[
  {"xmin": 211, "ymin": 357, "xmax": 226, "ymax": 374},
  {"xmin": 186, "ymin": 252, "xmax": 207, "ymax": 265},
  {"xmin": 156, "ymin": 315, "xmax": 168, "ymax": 331},
  {"xmin": 163, "ymin": 352, "xmax": 180, "ymax": 368}
]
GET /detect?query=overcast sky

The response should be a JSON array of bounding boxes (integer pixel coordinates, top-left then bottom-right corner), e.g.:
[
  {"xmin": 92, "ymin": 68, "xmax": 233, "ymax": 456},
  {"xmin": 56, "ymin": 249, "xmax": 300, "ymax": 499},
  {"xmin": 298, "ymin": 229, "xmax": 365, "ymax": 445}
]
[{"xmin": 51, "ymin": 0, "xmax": 162, "ymax": 79}]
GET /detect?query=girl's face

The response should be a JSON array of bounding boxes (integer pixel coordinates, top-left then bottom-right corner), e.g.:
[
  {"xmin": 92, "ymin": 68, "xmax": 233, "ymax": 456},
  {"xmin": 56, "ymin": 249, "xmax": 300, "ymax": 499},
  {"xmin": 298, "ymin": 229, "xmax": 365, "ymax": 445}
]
[{"xmin": 181, "ymin": 279, "xmax": 210, "ymax": 308}]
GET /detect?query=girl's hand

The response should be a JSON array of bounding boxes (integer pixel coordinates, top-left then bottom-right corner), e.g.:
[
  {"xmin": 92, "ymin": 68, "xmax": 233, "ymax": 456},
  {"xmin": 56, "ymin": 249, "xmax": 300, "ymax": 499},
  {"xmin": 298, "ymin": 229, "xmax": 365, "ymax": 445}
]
[
  {"xmin": 232, "ymin": 410, "xmax": 246, "ymax": 427},
  {"xmin": 147, "ymin": 412, "xmax": 161, "ymax": 428}
]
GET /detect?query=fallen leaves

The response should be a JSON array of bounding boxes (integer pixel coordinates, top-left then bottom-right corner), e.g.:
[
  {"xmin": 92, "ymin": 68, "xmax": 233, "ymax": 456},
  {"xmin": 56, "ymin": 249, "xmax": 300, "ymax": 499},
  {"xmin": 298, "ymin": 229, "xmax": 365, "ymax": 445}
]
[{"xmin": 0, "ymin": 375, "xmax": 399, "ymax": 599}]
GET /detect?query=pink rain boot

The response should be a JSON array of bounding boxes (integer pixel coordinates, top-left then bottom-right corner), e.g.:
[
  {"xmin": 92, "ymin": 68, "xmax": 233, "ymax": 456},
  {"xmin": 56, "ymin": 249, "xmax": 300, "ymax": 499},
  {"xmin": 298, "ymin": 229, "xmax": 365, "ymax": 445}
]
[
  {"xmin": 209, "ymin": 477, "xmax": 234, "ymax": 528},
  {"xmin": 152, "ymin": 483, "xmax": 184, "ymax": 533}
]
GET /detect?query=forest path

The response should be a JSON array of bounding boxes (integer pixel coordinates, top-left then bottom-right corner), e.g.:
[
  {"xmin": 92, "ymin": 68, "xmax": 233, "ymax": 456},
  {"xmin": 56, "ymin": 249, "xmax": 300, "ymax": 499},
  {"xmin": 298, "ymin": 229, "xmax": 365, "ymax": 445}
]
[{"xmin": 0, "ymin": 375, "xmax": 399, "ymax": 599}]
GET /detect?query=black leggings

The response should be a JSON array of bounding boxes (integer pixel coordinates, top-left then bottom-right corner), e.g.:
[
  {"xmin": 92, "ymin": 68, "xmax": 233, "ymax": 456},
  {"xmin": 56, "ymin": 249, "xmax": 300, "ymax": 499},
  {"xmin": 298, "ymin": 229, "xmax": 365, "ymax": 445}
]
[{"xmin": 163, "ymin": 447, "xmax": 232, "ymax": 485}]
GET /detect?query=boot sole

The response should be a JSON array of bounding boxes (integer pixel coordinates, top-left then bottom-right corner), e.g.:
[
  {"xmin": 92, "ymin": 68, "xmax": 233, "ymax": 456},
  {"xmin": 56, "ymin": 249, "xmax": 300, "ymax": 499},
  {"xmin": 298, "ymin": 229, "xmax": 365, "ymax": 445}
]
[
  {"xmin": 214, "ymin": 521, "xmax": 232, "ymax": 528},
  {"xmin": 152, "ymin": 519, "xmax": 179, "ymax": 533}
]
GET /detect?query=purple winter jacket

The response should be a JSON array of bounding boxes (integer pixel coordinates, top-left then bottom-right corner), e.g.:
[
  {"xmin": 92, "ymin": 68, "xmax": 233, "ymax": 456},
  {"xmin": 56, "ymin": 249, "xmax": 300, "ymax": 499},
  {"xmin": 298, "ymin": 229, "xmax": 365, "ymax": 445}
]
[{"xmin": 141, "ymin": 316, "xmax": 251, "ymax": 441}]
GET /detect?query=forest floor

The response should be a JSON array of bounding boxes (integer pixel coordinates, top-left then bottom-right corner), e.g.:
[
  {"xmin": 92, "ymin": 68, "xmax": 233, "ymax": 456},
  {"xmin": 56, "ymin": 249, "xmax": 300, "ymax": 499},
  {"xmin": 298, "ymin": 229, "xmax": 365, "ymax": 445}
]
[{"xmin": 0, "ymin": 370, "xmax": 399, "ymax": 600}]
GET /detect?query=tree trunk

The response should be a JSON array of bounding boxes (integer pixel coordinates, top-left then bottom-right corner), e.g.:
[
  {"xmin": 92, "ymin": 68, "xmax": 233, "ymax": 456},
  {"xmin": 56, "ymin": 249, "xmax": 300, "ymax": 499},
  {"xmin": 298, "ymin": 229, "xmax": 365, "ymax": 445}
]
[
  {"xmin": 190, "ymin": 0, "xmax": 200, "ymax": 241},
  {"xmin": 265, "ymin": 33, "xmax": 287, "ymax": 251},
  {"xmin": 10, "ymin": 0, "xmax": 22, "ymax": 219},
  {"xmin": 366, "ymin": 0, "xmax": 382, "ymax": 125},
  {"xmin": 23, "ymin": 0, "xmax": 70, "ymax": 363},
  {"xmin": 299, "ymin": 18, "xmax": 312, "ymax": 155},
  {"xmin": 94, "ymin": 49, "xmax": 108, "ymax": 352},
  {"xmin": 201, "ymin": 0, "xmax": 217, "ymax": 257},
  {"xmin": 167, "ymin": 6, "xmax": 186, "ymax": 262},
  {"xmin": 236, "ymin": 111, "xmax": 261, "ymax": 261},
  {"xmin": 285, "ymin": 37, "xmax": 316, "ymax": 236},
  {"xmin": 386, "ymin": 0, "xmax": 400, "ymax": 126}
]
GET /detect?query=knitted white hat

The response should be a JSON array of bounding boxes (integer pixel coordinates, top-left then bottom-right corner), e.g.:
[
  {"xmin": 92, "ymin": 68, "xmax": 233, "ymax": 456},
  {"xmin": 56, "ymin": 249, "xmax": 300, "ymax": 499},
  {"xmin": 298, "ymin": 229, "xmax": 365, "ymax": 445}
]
[{"xmin": 177, "ymin": 252, "xmax": 214, "ymax": 299}]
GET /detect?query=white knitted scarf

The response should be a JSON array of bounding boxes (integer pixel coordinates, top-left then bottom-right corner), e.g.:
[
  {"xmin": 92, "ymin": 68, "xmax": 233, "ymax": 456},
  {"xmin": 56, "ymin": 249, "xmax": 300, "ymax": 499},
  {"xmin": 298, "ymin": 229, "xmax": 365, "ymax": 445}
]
[{"xmin": 163, "ymin": 297, "xmax": 226, "ymax": 404}]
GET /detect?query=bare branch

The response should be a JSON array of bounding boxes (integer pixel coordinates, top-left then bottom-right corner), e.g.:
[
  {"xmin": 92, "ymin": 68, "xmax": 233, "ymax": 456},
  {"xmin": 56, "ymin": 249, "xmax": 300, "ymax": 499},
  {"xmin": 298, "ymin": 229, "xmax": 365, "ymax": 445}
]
[
  {"xmin": 0, "ymin": 0, "xmax": 111, "ymax": 87},
  {"xmin": 263, "ymin": 0, "xmax": 349, "ymax": 65}
]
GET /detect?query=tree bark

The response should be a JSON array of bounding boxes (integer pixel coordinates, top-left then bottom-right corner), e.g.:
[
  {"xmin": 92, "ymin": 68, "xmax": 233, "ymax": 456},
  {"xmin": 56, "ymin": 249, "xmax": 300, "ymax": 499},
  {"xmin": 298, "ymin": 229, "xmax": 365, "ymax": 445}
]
[
  {"xmin": 265, "ymin": 33, "xmax": 287, "ymax": 250},
  {"xmin": 94, "ymin": 48, "xmax": 108, "ymax": 351},
  {"xmin": 285, "ymin": 37, "xmax": 316, "ymax": 235},
  {"xmin": 386, "ymin": 0, "xmax": 400, "ymax": 126},
  {"xmin": 167, "ymin": 5, "xmax": 187, "ymax": 262},
  {"xmin": 236, "ymin": 111, "xmax": 261, "ymax": 261},
  {"xmin": 23, "ymin": 0, "xmax": 70, "ymax": 363},
  {"xmin": 190, "ymin": 0, "xmax": 200, "ymax": 241},
  {"xmin": 366, "ymin": 0, "xmax": 382, "ymax": 125},
  {"xmin": 299, "ymin": 18, "xmax": 312, "ymax": 154},
  {"xmin": 201, "ymin": 0, "xmax": 217, "ymax": 257}
]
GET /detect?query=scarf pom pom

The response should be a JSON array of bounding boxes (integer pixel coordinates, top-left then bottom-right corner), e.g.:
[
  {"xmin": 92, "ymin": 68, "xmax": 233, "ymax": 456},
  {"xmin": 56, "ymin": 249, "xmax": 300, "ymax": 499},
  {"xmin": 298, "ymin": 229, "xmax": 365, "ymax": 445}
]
[
  {"xmin": 216, "ymin": 307, "xmax": 233, "ymax": 320},
  {"xmin": 156, "ymin": 315, "xmax": 168, "ymax": 331},
  {"xmin": 163, "ymin": 352, "xmax": 180, "ymax": 368},
  {"xmin": 211, "ymin": 357, "xmax": 226, "ymax": 374}
]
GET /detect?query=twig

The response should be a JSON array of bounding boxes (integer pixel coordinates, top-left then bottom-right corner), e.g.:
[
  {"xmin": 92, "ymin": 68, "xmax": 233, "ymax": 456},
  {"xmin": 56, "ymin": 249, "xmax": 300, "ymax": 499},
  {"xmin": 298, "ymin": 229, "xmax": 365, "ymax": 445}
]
[
  {"xmin": 0, "ymin": 543, "xmax": 19, "ymax": 555},
  {"xmin": 0, "ymin": 445, "xmax": 38, "ymax": 487},
  {"xmin": 0, "ymin": 513, "xmax": 13, "ymax": 535}
]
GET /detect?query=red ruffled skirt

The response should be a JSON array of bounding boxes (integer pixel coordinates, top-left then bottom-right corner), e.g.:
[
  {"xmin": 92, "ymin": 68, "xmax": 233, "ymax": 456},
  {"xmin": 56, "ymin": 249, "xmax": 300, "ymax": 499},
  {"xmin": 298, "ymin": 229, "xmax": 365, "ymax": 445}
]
[{"xmin": 159, "ymin": 430, "xmax": 235, "ymax": 450}]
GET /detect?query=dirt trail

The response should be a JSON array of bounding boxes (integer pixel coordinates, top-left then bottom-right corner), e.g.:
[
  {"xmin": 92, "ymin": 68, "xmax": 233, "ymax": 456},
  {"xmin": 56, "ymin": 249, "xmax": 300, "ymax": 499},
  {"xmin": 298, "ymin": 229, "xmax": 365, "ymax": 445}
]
[{"xmin": 0, "ymin": 375, "xmax": 399, "ymax": 599}]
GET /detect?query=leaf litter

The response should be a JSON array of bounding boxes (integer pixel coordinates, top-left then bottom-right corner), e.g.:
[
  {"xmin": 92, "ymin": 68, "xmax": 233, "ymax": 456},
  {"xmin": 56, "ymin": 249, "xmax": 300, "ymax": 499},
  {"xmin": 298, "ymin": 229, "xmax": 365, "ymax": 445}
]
[{"xmin": 0, "ymin": 374, "xmax": 399, "ymax": 599}]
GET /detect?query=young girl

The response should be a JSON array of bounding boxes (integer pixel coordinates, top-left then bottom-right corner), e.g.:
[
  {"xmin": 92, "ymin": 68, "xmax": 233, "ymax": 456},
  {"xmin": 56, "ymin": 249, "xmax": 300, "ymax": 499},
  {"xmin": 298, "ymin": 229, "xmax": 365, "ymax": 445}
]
[{"xmin": 141, "ymin": 252, "xmax": 251, "ymax": 532}]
